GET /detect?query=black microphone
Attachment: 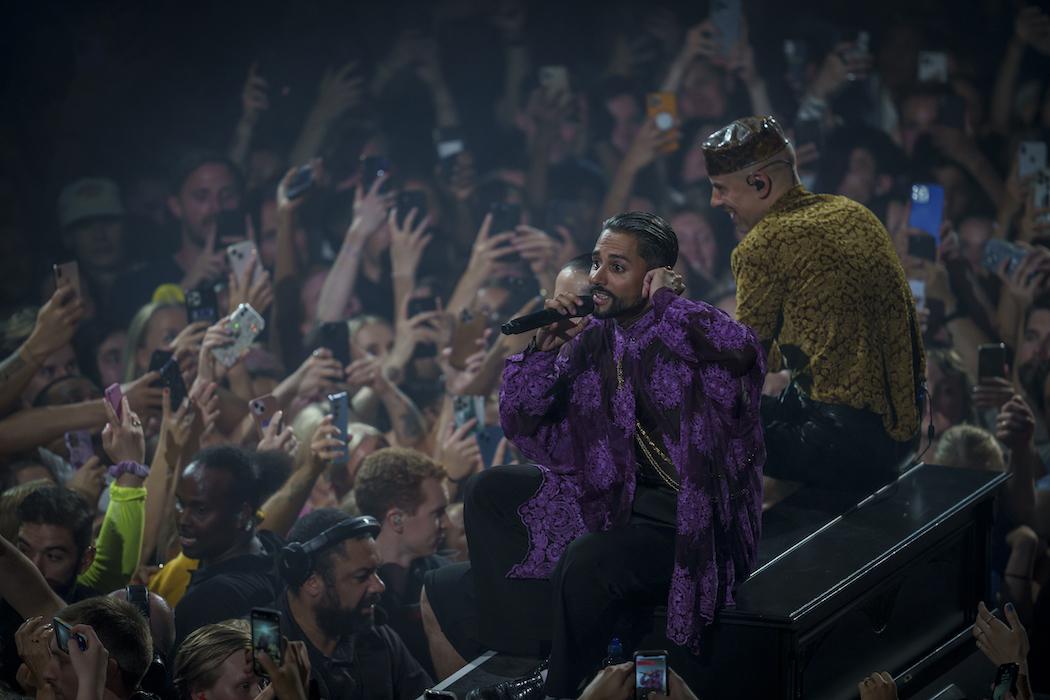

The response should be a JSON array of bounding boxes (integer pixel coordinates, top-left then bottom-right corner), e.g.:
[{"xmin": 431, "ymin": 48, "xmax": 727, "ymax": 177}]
[{"xmin": 500, "ymin": 296, "xmax": 594, "ymax": 335}]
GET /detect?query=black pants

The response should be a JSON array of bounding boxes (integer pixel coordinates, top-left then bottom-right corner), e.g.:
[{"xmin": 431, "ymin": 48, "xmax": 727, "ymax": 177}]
[
  {"xmin": 463, "ymin": 465, "xmax": 556, "ymax": 657},
  {"xmin": 761, "ymin": 384, "xmax": 918, "ymax": 496},
  {"xmin": 464, "ymin": 466, "xmax": 677, "ymax": 697}
]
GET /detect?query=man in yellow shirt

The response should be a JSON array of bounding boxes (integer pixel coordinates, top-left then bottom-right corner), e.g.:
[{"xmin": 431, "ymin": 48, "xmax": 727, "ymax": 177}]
[{"xmin": 703, "ymin": 116, "xmax": 926, "ymax": 494}]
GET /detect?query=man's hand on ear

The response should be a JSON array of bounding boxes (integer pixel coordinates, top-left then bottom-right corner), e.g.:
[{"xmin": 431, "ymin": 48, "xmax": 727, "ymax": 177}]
[{"xmin": 643, "ymin": 267, "xmax": 686, "ymax": 299}]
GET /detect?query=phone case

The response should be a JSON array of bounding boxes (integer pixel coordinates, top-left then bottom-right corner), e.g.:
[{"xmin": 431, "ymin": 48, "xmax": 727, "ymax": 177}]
[
  {"xmin": 249, "ymin": 395, "xmax": 280, "ymax": 432},
  {"xmin": 982, "ymin": 238, "xmax": 1028, "ymax": 275},
  {"xmin": 978, "ymin": 343, "xmax": 1008, "ymax": 380},
  {"xmin": 634, "ymin": 651, "xmax": 669, "ymax": 700},
  {"xmin": 227, "ymin": 241, "xmax": 264, "ymax": 286},
  {"xmin": 1018, "ymin": 142, "xmax": 1047, "ymax": 179},
  {"xmin": 160, "ymin": 358, "xmax": 187, "ymax": 410},
  {"xmin": 53, "ymin": 262, "xmax": 80, "ymax": 299},
  {"xmin": 328, "ymin": 391, "xmax": 350, "ymax": 464},
  {"xmin": 285, "ymin": 164, "xmax": 314, "ymax": 200},
  {"xmin": 453, "ymin": 395, "xmax": 485, "ymax": 434},
  {"xmin": 538, "ymin": 65, "xmax": 569, "ymax": 95},
  {"xmin": 396, "ymin": 191, "xmax": 428, "ymax": 228},
  {"xmin": 105, "ymin": 383, "xmax": 123, "ymax": 419},
  {"xmin": 907, "ymin": 184, "xmax": 945, "ymax": 242},
  {"xmin": 65, "ymin": 430, "xmax": 95, "ymax": 469},
  {"xmin": 449, "ymin": 313, "xmax": 489, "ymax": 370},
  {"xmin": 709, "ymin": 0, "xmax": 741, "ymax": 55},
  {"xmin": 213, "ymin": 304, "xmax": 266, "ymax": 368},
  {"xmin": 319, "ymin": 321, "xmax": 351, "ymax": 368},
  {"xmin": 250, "ymin": 608, "xmax": 283, "ymax": 677},
  {"xmin": 185, "ymin": 287, "xmax": 219, "ymax": 324},
  {"xmin": 647, "ymin": 93, "xmax": 679, "ymax": 153}
]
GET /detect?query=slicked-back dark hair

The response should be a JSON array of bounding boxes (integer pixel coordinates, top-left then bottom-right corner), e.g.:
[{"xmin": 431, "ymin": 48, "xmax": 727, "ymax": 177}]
[
  {"xmin": 601, "ymin": 211, "xmax": 678, "ymax": 268},
  {"xmin": 17, "ymin": 485, "xmax": 93, "ymax": 554}
]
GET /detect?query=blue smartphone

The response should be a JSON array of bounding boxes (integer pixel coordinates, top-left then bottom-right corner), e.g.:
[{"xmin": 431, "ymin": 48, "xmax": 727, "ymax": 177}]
[
  {"xmin": 328, "ymin": 391, "xmax": 350, "ymax": 465},
  {"xmin": 907, "ymin": 183, "xmax": 945, "ymax": 243}
]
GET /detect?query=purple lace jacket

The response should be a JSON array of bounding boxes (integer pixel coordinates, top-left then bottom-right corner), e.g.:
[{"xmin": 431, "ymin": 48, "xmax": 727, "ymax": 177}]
[{"xmin": 499, "ymin": 288, "xmax": 766, "ymax": 650}]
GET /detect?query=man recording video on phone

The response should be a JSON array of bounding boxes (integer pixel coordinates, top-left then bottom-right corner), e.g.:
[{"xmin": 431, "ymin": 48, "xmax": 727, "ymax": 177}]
[
  {"xmin": 704, "ymin": 115, "xmax": 925, "ymax": 496},
  {"xmin": 487, "ymin": 211, "xmax": 765, "ymax": 697}
]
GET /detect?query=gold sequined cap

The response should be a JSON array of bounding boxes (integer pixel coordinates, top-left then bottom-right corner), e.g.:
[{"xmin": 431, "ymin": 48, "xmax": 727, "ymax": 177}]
[{"xmin": 701, "ymin": 116, "xmax": 791, "ymax": 176}]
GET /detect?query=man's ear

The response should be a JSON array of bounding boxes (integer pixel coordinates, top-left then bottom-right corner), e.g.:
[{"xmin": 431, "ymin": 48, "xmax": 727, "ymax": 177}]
[
  {"xmin": 387, "ymin": 508, "xmax": 404, "ymax": 533},
  {"xmin": 301, "ymin": 571, "xmax": 323, "ymax": 599},
  {"xmin": 78, "ymin": 546, "xmax": 96, "ymax": 575},
  {"xmin": 167, "ymin": 194, "xmax": 183, "ymax": 221}
]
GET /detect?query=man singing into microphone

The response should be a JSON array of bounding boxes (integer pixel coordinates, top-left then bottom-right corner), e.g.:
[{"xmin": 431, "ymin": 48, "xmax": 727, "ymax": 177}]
[{"xmin": 498, "ymin": 211, "xmax": 766, "ymax": 696}]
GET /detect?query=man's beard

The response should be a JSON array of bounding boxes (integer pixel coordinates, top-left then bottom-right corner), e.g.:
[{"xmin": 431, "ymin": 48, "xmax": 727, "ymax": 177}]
[
  {"xmin": 315, "ymin": 587, "xmax": 380, "ymax": 639},
  {"xmin": 591, "ymin": 285, "xmax": 645, "ymax": 320}
]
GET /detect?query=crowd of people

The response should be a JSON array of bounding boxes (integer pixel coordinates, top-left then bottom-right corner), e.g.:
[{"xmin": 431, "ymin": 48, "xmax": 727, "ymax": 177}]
[{"xmin": 1, "ymin": 0, "xmax": 1049, "ymax": 698}]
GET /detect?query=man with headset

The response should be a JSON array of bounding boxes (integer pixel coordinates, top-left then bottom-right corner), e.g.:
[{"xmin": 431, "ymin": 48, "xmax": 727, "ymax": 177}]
[
  {"xmin": 704, "ymin": 115, "xmax": 926, "ymax": 495},
  {"xmin": 273, "ymin": 508, "xmax": 432, "ymax": 700}
]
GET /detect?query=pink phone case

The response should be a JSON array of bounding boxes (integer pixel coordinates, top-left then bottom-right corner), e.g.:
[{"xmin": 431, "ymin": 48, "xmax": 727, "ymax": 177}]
[{"xmin": 105, "ymin": 383, "xmax": 123, "ymax": 419}]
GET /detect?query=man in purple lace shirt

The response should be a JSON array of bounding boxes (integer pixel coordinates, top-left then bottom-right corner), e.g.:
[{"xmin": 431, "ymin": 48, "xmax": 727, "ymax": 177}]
[{"xmin": 494, "ymin": 211, "xmax": 766, "ymax": 696}]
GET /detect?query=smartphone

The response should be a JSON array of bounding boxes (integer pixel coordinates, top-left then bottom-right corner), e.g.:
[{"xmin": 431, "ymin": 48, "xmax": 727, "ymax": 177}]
[
  {"xmin": 908, "ymin": 184, "xmax": 945, "ymax": 243},
  {"xmin": 53, "ymin": 261, "xmax": 81, "ymax": 300},
  {"xmin": 634, "ymin": 650, "xmax": 669, "ymax": 700},
  {"xmin": 148, "ymin": 349, "xmax": 174, "ymax": 374},
  {"xmin": 478, "ymin": 425, "xmax": 505, "ymax": 468},
  {"xmin": 249, "ymin": 395, "xmax": 280, "ymax": 434},
  {"xmin": 396, "ymin": 190, "xmax": 428, "ymax": 229},
  {"xmin": 227, "ymin": 241, "xmax": 264, "ymax": 286},
  {"xmin": 1035, "ymin": 169, "xmax": 1050, "ymax": 225},
  {"xmin": 328, "ymin": 391, "xmax": 350, "ymax": 465},
  {"xmin": 407, "ymin": 296, "xmax": 439, "ymax": 318},
  {"xmin": 978, "ymin": 343, "xmax": 1008, "ymax": 381},
  {"xmin": 213, "ymin": 304, "xmax": 266, "ymax": 368},
  {"xmin": 105, "ymin": 382, "xmax": 123, "ymax": 420},
  {"xmin": 982, "ymin": 238, "xmax": 1029, "ymax": 276},
  {"xmin": 250, "ymin": 608, "xmax": 282, "ymax": 678},
  {"xmin": 545, "ymin": 198, "xmax": 582, "ymax": 236},
  {"xmin": 53, "ymin": 617, "xmax": 87, "ymax": 653},
  {"xmin": 538, "ymin": 65, "xmax": 570, "ymax": 96},
  {"xmin": 647, "ymin": 92, "xmax": 679, "ymax": 153},
  {"xmin": 185, "ymin": 286, "xmax": 219, "ymax": 325},
  {"xmin": 453, "ymin": 395, "xmax": 485, "ymax": 434},
  {"xmin": 285, "ymin": 163, "xmax": 315, "ymax": 200},
  {"xmin": 319, "ymin": 321, "xmax": 351, "ymax": 368},
  {"xmin": 907, "ymin": 233, "xmax": 937, "ymax": 262},
  {"xmin": 65, "ymin": 430, "xmax": 95, "ymax": 469},
  {"xmin": 489, "ymin": 201, "xmax": 522, "ymax": 236},
  {"xmin": 992, "ymin": 662, "xmax": 1019, "ymax": 700},
  {"xmin": 448, "ymin": 310, "xmax": 489, "ymax": 370},
  {"xmin": 215, "ymin": 209, "xmax": 248, "ymax": 242},
  {"xmin": 909, "ymin": 279, "xmax": 926, "ymax": 310},
  {"xmin": 1019, "ymin": 142, "xmax": 1048, "ymax": 179},
  {"xmin": 159, "ymin": 358, "xmax": 187, "ymax": 410},
  {"xmin": 917, "ymin": 50, "xmax": 948, "ymax": 83},
  {"xmin": 434, "ymin": 127, "xmax": 466, "ymax": 179},
  {"xmin": 709, "ymin": 0, "xmax": 741, "ymax": 56},
  {"xmin": 360, "ymin": 155, "xmax": 392, "ymax": 194}
]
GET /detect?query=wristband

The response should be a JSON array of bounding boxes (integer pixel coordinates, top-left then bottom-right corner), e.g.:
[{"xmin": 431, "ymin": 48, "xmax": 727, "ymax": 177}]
[{"xmin": 107, "ymin": 461, "xmax": 150, "ymax": 480}]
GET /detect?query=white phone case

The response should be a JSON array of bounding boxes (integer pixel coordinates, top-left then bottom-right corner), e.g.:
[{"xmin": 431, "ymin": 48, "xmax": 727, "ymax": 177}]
[{"xmin": 213, "ymin": 304, "xmax": 265, "ymax": 368}]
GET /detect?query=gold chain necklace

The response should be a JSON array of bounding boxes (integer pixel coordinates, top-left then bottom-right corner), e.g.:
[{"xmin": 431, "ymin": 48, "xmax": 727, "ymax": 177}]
[{"xmin": 618, "ymin": 355, "xmax": 681, "ymax": 492}]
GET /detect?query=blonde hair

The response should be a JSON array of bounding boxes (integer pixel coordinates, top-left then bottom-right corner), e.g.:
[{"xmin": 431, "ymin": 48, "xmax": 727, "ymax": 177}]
[
  {"xmin": 933, "ymin": 425, "xmax": 1005, "ymax": 471},
  {"xmin": 122, "ymin": 301, "xmax": 182, "ymax": 382},
  {"xmin": 173, "ymin": 620, "xmax": 251, "ymax": 700}
]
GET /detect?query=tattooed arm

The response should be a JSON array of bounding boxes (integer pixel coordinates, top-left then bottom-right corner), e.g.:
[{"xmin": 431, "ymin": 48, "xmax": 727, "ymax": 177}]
[{"xmin": 374, "ymin": 372, "xmax": 426, "ymax": 448}]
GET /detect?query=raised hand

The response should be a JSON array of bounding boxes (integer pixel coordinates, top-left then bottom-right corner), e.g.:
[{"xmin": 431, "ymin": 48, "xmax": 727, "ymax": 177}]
[
  {"xmin": 68, "ymin": 624, "xmax": 110, "ymax": 700},
  {"xmin": 258, "ymin": 410, "xmax": 298, "ymax": 456},
  {"xmin": 309, "ymin": 416, "xmax": 344, "ymax": 473},
  {"xmin": 974, "ymin": 601, "xmax": 1030, "ymax": 667},
  {"xmin": 182, "ymin": 227, "xmax": 227, "ymax": 292},
  {"xmin": 14, "ymin": 616, "xmax": 53, "ymax": 690},
  {"xmin": 123, "ymin": 370, "xmax": 164, "ymax": 417},
  {"xmin": 438, "ymin": 419, "xmax": 482, "ymax": 482},
  {"xmin": 240, "ymin": 62, "xmax": 270, "ymax": 125},
  {"xmin": 228, "ymin": 249, "xmax": 274, "ymax": 315},
  {"xmin": 466, "ymin": 213, "xmax": 518, "ymax": 278},
  {"xmin": 348, "ymin": 174, "xmax": 395, "ymax": 245},
  {"xmin": 68, "ymin": 456, "xmax": 107, "ymax": 506},
  {"xmin": 995, "ymin": 395, "xmax": 1036, "ymax": 452},
  {"xmin": 643, "ymin": 266, "xmax": 686, "ymax": 298},
  {"xmin": 102, "ymin": 396, "xmax": 145, "ymax": 465},
  {"xmin": 196, "ymin": 320, "xmax": 235, "ymax": 384},
  {"xmin": 388, "ymin": 207, "xmax": 432, "ymax": 282},
  {"xmin": 296, "ymin": 348, "xmax": 345, "ymax": 402},
  {"xmin": 313, "ymin": 61, "xmax": 364, "ymax": 122},
  {"xmin": 623, "ymin": 118, "xmax": 679, "ymax": 172},
  {"xmin": 24, "ymin": 285, "xmax": 85, "ymax": 363}
]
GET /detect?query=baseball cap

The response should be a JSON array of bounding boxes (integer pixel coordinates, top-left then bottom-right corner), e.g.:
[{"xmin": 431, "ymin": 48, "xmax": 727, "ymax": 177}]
[{"xmin": 58, "ymin": 178, "xmax": 125, "ymax": 229}]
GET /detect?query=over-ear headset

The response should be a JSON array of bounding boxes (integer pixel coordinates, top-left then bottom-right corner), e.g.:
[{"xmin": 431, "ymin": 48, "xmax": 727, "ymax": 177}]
[
  {"xmin": 277, "ymin": 515, "xmax": 381, "ymax": 587},
  {"xmin": 126, "ymin": 584, "xmax": 150, "ymax": 620}
]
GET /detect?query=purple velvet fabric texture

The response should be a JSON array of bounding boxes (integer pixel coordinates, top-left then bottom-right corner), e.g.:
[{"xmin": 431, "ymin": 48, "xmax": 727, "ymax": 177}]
[{"xmin": 499, "ymin": 288, "xmax": 766, "ymax": 651}]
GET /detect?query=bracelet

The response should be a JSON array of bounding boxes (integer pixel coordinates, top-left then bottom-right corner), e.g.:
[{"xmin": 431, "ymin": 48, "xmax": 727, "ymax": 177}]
[{"xmin": 107, "ymin": 461, "xmax": 150, "ymax": 480}]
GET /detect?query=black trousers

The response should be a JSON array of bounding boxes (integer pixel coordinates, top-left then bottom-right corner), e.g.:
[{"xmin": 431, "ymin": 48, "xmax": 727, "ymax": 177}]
[
  {"xmin": 463, "ymin": 466, "xmax": 677, "ymax": 697},
  {"xmin": 761, "ymin": 384, "xmax": 918, "ymax": 496}
]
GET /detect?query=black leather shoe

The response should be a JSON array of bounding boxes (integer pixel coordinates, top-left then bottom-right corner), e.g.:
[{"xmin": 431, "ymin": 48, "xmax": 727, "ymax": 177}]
[{"xmin": 465, "ymin": 668, "xmax": 546, "ymax": 700}]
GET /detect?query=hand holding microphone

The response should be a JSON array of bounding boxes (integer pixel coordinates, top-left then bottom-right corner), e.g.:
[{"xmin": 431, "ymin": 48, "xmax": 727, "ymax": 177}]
[{"xmin": 510, "ymin": 293, "xmax": 593, "ymax": 352}]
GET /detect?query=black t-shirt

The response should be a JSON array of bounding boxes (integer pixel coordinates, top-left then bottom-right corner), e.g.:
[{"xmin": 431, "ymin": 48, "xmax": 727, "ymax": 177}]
[
  {"xmin": 110, "ymin": 257, "xmax": 186, "ymax": 326},
  {"xmin": 0, "ymin": 582, "xmax": 99, "ymax": 693},
  {"xmin": 377, "ymin": 554, "xmax": 451, "ymax": 679},
  {"xmin": 275, "ymin": 590, "xmax": 431, "ymax": 700},
  {"xmin": 173, "ymin": 532, "xmax": 283, "ymax": 649}
]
